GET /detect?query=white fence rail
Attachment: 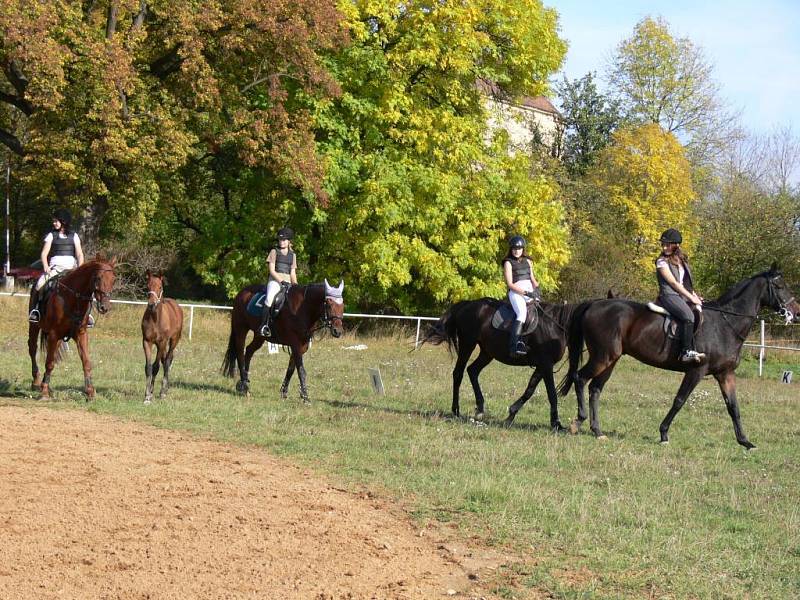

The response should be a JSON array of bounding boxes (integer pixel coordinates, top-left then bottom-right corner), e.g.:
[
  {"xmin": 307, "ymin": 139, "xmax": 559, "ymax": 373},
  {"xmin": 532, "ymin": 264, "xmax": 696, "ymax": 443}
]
[
  {"xmin": 3, "ymin": 291, "xmax": 796, "ymax": 371},
  {"xmin": 0, "ymin": 292, "xmax": 439, "ymax": 346}
]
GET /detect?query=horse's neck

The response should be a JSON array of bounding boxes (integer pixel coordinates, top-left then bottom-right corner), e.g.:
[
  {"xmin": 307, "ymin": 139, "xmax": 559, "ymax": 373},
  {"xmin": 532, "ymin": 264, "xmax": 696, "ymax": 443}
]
[
  {"xmin": 296, "ymin": 286, "xmax": 324, "ymax": 321},
  {"xmin": 719, "ymin": 277, "xmax": 766, "ymax": 316}
]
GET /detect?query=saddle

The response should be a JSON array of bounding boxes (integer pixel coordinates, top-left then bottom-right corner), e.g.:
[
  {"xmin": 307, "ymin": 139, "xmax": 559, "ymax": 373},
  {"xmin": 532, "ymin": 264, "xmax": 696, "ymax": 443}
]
[
  {"xmin": 491, "ymin": 299, "xmax": 539, "ymax": 334},
  {"xmin": 246, "ymin": 282, "xmax": 291, "ymax": 319},
  {"xmin": 646, "ymin": 301, "xmax": 703, "ymax": 339}
]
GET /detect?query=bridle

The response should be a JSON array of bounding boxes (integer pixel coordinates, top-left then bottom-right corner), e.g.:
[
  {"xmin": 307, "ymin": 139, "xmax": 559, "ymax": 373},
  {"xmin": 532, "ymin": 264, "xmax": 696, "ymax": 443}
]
[
  {"xmin": 147, "ymin": 288, "xmax": 163, "ymax": 309},
  {"xmin": 320, "ymin": 296, "xmax": 344, "ymax": 333}
]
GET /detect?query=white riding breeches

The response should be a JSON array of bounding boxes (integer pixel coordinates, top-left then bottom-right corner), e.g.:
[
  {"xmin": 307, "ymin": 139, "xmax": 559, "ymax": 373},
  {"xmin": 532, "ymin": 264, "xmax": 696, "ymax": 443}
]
[
  {"xmin": 265, "ymin": 280, "xmax": 282, "ymax": 307},
  {"xmin": 35, "ymin": 265, "xmax": 72, "ymax": 291},
  {"xmin": 508, "ymin": 280, "xmax": 534, "ymax": 322}
]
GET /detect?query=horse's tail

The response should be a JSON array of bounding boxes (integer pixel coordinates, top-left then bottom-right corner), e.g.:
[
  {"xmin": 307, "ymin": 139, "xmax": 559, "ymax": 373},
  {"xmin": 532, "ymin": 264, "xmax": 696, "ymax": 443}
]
[
  {"xmin": 38, "ymin": 329, "xmax": 65, "ymax": 364},
  {"xmin": 558, "ymin": 300, "xmax": 593, "ymax": 396},
  {"xmin": 419, "ymin": 300, "xmax": 474, "ymax": 355},
  {"xmin": 221, "ymin": 314, "xmax": 238, "ymax": 378}
]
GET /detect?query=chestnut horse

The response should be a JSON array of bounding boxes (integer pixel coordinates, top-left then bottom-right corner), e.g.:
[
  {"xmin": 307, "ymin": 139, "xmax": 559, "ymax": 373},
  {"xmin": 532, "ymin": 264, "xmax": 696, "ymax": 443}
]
[
  {"xmin": 221, "ymin": 280, "xmax": 344, "ymax": 401},
  {"xmin": 559, "ymin": 267, "xmax": 800, "ymax": 448},
  {"xmin": 141, "ymin": 270, "xmax": 184, "ymax": 404},
  {"xmin": 27, "ymin": 257, "xmax": 117, "ymax": 400}
]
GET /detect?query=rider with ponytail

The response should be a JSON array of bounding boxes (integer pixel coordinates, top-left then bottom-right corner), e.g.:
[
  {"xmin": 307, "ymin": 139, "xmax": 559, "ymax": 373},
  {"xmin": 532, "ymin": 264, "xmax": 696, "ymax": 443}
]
[
  {"xmin": 655, "ymin": 228, "xmax": 705, "ymax": 363},
  {"xmin": 503, "ymin": 235, "xmax": 541, "ymax": 357},
  {"xmin": 28, "ymin": 208, "xmax": 85, "ymax": 323}
]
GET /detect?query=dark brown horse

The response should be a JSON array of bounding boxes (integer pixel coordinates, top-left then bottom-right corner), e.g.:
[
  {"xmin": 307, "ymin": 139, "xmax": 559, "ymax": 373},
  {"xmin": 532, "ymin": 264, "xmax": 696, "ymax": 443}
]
[
  {"xmin": 221, "ymin": 279, "xmax": 344, "ymax": 400},
  {"xmin": 559, "ymin": 267, "xmax": 800, "ymax": 448},
  {"xmin": 27, "ymin": 257, "xmax": 117, "ymax": 400},
  {"xmin": 141, "ymin": 270, "xmax": 184, "ymax": 404},
  {"xmin": 422, "ymin": 299, "xmax": 593, "ymax": 429}
]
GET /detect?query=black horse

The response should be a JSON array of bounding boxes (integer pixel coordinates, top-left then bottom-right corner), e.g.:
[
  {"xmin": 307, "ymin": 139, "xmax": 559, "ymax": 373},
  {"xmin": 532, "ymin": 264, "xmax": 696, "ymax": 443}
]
[
  {"xmin": 422, "ymin": 299, "xmax": 593, "ymax": 429},
  {"xmin": 559, "ymin": 266, "xmax": 800, "ymax": 448}
]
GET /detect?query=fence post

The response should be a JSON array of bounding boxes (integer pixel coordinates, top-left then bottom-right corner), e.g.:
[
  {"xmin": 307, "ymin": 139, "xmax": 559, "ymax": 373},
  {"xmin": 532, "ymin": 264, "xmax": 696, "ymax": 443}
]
[
  {"xmin": 415, "ymin": 317, "xmax": 421, "ymax": 348},
  {"xmin": 758, "ymin": 319, "xmax": 765, "ymax": 377},
  {"xmin": 189, "ymin": 305, "xmax": 195, "ymax": 341}
]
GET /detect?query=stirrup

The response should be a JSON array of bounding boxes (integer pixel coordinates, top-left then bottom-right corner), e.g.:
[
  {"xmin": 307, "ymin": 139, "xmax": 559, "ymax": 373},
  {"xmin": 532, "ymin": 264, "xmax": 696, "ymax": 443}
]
[
  {"xmin": 259, "ymin": 324, "xmax": 271, "ymax": 337},
  {"xmin": 87, "ymin": 314, "xmax": 95, "ymax": 328},
  {"xmin": 28, "ymin": 309, "xmax": 40, "ymax": 323},
  {"xmin": 513, "ymin": 341, "xmax": 528, "ymax": 356},
  {"xmin": 680, "ymin": 349, "xmax": 705, "ymax": 363}
]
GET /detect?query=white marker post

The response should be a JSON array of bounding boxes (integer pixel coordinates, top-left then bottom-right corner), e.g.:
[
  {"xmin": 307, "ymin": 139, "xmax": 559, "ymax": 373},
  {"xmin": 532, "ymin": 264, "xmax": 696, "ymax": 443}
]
[{"xmin": 368, "ymin": 368, "xmax": 385, "ymax": 396}]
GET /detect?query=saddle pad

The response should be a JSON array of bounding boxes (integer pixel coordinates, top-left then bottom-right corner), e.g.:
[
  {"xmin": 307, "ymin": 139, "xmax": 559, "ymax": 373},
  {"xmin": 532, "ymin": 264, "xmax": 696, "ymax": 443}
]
[
  {"xmin": 246, "ymin": 290, "xmax": 268, "ymax": 317},
  {"xmin": 491, "ymin": 302, "xmax": 538, "ymax": 335}
]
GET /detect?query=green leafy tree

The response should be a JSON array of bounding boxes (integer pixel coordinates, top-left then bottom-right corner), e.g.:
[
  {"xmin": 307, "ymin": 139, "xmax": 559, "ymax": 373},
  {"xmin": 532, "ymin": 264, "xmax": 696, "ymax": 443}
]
[
  {"xmin": 556, "ymin": 72, "xmax": 621, "ymax": 176},
  {"xmin": 299, "ymin": 0, "xmax": 570, "ymax": 311}
]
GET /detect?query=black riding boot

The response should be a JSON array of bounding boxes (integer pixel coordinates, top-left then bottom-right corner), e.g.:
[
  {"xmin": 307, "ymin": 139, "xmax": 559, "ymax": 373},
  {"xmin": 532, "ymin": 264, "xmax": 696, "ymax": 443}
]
[
  {"xmin": 28, "ymin": 288, "xmax": 41, "ymax": 323},
  {"xmin": 679, "ymin": 320, "xmax": 705, "ymax": 362},
  {"xmin": 259, "ymin": 308, "xmax": 272, "ymax": 337},
  {"xmin": 509, "ymin": 321, "xmax": 528, "ymax": 357}
]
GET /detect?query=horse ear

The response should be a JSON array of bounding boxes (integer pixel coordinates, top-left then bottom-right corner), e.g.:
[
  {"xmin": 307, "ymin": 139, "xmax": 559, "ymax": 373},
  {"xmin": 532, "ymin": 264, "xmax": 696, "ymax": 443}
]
[
  {"xmin": 337, "ymin": 279, "xmax": 344, "ymax": 293},
  {"xmin": 145, "ymin": 268, "xmax": 151, "ymax": 277},
  {"xmin": 323, "ymin": 278, "xmax": 330, "ymax": 289},
  {"xmin": 770, "ymin": 261, "xmax": 779, "ymax": 273}
]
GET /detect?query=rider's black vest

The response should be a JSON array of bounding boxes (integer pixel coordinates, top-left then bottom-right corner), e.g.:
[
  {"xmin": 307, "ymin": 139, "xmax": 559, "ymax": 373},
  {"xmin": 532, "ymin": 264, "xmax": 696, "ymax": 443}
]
[
  {"xmin": 504, "ymin": 257, "xmax": 531, "ymax": 283},
  {"xmin": 274, "ymin": 249, "xmax": 295, "ymax": 275},
  {"xmin": 47, "ymin": 231, "xmax": 77, "ymax": 260},
  {"xmin": 655, "ymin": 255, "xmax": 694, "ymax": 297}
]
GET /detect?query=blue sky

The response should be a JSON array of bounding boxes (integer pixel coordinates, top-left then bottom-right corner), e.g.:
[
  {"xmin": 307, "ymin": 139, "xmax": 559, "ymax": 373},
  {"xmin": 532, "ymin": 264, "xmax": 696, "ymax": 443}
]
[{"xmin": 546, "ymin": 0, "xmax": 800, "ymax": 135}]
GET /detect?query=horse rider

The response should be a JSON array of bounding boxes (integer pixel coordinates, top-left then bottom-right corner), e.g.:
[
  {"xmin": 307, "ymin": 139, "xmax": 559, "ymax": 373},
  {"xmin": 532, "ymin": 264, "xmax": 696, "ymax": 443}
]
[
  {"xmin": 503, "ymin": 235, "xmax": 541, "ymax": 357},
  {"xmin": 655, "ymin": 228, "xmax": 706, "ymax": 363},
  {"xmin": 259, "ymin": 227, "xmax": 298, "ymax": 337},
  {"xmin": 28, "ymin": 208, "xmax": 85, "ymax": 323}
]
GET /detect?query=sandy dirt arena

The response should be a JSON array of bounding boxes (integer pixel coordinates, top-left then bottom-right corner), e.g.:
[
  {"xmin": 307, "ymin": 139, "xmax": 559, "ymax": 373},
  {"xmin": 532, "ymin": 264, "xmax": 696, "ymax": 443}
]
[{"xmin": 0, "ymin": 405, "xmax": 509, "ymax": 599}]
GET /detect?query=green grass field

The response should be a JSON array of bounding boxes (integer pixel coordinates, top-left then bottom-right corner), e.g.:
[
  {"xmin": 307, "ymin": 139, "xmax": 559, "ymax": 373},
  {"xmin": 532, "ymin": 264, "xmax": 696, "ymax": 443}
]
[{"xmin": 1, "ymin": 296, "xmax": 798, "ymax": 599}]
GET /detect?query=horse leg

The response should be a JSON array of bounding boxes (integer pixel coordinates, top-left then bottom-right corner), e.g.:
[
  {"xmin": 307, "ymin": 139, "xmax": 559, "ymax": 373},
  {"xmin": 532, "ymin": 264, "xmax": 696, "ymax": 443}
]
[
  {"xmin": 542, "ymin": 369, "xmax": 565, "ymax": 432},
  {"xmin": 160, "ymin": 338, "xmax": 177, "ymax": 399},
  {"xmin": 29, "ymin": 322, "xmax": 41, "ymax": 390},
  {"xmin": 143, "ymin": 339, "xmax": 155, "ymax": 404},
  {"xmin": 505, "ymin": 368, "xmax": 543, "ymax": 426},
  {"xmin": 242, "ymin": 335, "xmax": 266, "ymax": 392},
  {"xmin": 295, "ymin": 352, "xmax": 310, "ymax": 403},
  {"xmin": 570, "ymin": 351, "xmax": 617, "ymax": 434},
  {"xmin": 40, "ymin": 333, "xmax": 58, "ymax": 400},
  {"xmin": 280, "ymin": 354, "xmax": 296, "ymax": 400},
  {"xmin": 153, "ymin": 342, "xmax": 166, "ymax": 399},
  {"xmin": 658, "ymin": 369, "xmax": 704, "ymax": 445},
  {"xmin": 75, "ymin": 330, "xmax": 95, "ymax": 400},
  {"xmin": 233, "ymin": 328, "xmax": 250, "ymax": 395},
  {"xmin": 450, "ymin": 342, "xmax": 474, "ymax": 417},
  {"xmin": 587, "ymin": 360, "xmax": 618, "ymax": 439},
  {"xmin": 712, "ymin": 371, "xmax": 754, "ymax": 449},
  {"xmin": 466, "ymin": 350, "xmax": 492, "ymax": 419}
]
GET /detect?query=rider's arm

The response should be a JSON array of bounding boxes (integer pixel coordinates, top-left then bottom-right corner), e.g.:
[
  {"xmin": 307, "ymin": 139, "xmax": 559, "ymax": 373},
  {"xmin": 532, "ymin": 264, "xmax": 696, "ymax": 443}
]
[
  {"xmin": 504, "ymin": 261, "xmax": 529, "ymax": 295},
  {"xmin": 40, "ymin": 235, "xmax": 52, "ymax": 271},
  {"xmin": 657, "ymin": 265, "xmax": 700, "ymax": 304},
  {"xmin": 74, "ymin": 235, "xmax": 84, "ymax": 267},
  {"xmin": 290, "ymin": 254, "xmax": 298, "ymax": 285},
  {"xmin": 266, "ymin": 249, "xmax": 281, "ymax": 281}
]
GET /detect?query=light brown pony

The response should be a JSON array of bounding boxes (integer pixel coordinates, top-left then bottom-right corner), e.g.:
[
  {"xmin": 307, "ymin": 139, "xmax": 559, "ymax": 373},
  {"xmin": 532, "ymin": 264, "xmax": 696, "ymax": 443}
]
[
  {"xmin": 28, "ymin": 257, "xmax": 117, "ymax": 400},
  {"xmin": 141, "ymin": 270, "xmax": 184, "ymax": 404}
]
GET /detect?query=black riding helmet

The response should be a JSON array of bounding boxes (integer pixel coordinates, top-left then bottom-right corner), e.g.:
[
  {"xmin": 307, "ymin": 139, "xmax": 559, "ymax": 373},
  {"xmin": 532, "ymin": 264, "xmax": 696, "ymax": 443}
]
[
  {"xmin": 509, "ymin": 235, "xmax": 526, "ymax": 249},
  {"xmin": 52, "ymin": 208, "xmax": 72, "ymax": 229},
  {"xmin": 659, "ymin": 228, "xmax": 682, "ymax": 244},
  {"xmin": 277, "ymin": 227, "xmax": 294, "ymax": 241}
]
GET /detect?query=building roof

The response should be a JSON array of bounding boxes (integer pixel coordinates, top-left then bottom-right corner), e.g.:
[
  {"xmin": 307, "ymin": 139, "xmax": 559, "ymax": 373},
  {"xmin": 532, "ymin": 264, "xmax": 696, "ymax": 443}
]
[{"xmin": 476, "ymin": 79, "xmax": 561, "ymax": 116}]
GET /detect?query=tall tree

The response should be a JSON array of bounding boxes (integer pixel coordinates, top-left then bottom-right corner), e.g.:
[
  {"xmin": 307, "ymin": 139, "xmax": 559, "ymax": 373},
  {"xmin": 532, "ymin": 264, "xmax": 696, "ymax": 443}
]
[
  {"xmin": 606, "ymin": 16, "xmax": 737, "ymax": 168},
  {"xmin": 0, "ymin": 0, "xmax": 346, "ymax": 247},
  {"xmin": 293, "ymin": 0, "xmax": 570, "ymax": 312},
  {"xmin": 556, "ymin": 72, "xmax": 621, "ymax": 176}
]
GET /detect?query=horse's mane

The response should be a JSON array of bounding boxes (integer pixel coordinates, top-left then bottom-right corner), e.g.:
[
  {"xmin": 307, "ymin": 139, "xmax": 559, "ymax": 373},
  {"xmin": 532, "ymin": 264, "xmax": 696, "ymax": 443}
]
[{"xmin": 707, "ymin": 270, "xmax": 772, "ymax": 307}]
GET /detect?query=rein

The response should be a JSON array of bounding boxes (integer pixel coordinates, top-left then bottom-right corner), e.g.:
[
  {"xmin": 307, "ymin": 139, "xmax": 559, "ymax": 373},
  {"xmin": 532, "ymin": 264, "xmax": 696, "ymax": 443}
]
[{"xmin": 54, "ymin": 266, "xmax": 114, "ymax": 336}]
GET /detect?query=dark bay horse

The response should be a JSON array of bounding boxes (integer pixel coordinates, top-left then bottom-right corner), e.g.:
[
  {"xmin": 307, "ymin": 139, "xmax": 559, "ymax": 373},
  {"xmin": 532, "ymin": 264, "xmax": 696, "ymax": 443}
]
[
  {"xmin": 221, "ymin": 279, "xmax": 344, "ymax": 400},
  {"xmin": 27, "ymin": 257, "xmax": 117, "ymax": 400},
  {"xmin": 559, "ymin": 267, "xmax": 800, "ymax": 448},
  {"xmin": 422, "ymin": 299, "xmax": 593, "ymax": 429},
  {"xmin": 141, "ymin": 270, "xmax": 184, "ymax": 404}
]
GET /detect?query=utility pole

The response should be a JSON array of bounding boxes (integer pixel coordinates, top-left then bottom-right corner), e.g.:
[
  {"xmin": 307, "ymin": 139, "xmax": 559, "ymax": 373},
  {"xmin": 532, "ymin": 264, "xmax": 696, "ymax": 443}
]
[{"xmin": 4, "ymin": 155, "xmax": 9, "ymax": 277}]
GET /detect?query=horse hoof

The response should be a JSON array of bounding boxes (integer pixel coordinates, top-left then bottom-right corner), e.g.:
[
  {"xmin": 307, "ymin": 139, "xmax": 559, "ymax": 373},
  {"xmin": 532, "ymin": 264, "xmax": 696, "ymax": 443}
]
[
  {"xmin": 569, "ymin": 421, "xmax": 580, "ymax": 435},
  {"xmin": 659, "ymin": 440, "xmax": 669, "ymax": 446},
  {"xmin": 552, "ymin": 424, "xmax": 567, "ymax": 434},
  {"xmin": 474, "ymin": 412, "xmax": 484, "ymax": 421},
  {"xmin": 596, "ymin": 434, "xmax": 608, "ymax": 441}
]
